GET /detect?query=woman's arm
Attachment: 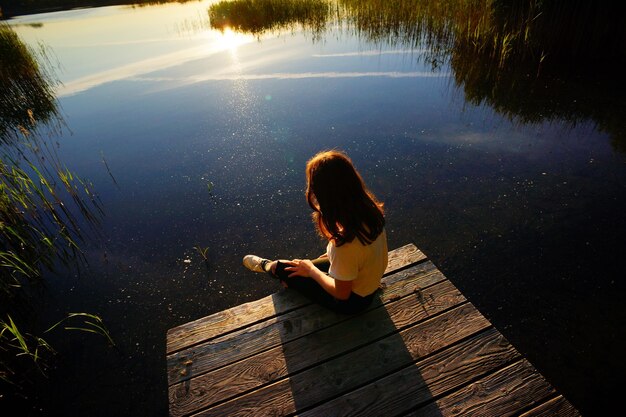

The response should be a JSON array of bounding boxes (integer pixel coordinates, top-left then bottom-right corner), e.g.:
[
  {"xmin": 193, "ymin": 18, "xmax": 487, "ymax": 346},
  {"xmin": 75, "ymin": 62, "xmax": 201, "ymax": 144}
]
[{"xmin": 284, "ymin": 259, "xmax": 352, "ymax": 300}]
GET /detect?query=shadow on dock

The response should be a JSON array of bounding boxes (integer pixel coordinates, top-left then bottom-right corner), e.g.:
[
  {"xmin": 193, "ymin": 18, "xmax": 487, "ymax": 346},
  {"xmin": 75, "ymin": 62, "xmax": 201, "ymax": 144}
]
[
  {"xmin": 166, "ymin": 244, "xmax": 578, "ymax": 416},
  {"xmin": 279, "ymin": 292, "xmax": 443, "ymax": 416}
]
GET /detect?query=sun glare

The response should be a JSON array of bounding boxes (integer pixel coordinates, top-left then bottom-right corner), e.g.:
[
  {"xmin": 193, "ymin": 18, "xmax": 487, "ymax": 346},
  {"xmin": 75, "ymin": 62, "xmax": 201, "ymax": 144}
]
[{"xmin": 216, "ymin": 27, "xmax": 252, "ymax": 50}]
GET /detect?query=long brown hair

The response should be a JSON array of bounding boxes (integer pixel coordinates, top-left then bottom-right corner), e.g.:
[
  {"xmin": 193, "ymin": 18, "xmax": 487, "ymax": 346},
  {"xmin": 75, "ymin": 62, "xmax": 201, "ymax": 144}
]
[{"xmin": 305, "ymin": 150, "xmax": 385, "ymax": 246}]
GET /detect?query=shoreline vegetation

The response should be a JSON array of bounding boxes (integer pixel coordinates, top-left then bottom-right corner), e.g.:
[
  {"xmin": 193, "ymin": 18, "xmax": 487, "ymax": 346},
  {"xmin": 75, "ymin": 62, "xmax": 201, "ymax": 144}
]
[
  {"xmin": 1, "ymin": 20, "xmax": 112, "ymax": 398},
  {"xmin": 207, "ymin": 0, "xmax": 626, "ymax": 151}
]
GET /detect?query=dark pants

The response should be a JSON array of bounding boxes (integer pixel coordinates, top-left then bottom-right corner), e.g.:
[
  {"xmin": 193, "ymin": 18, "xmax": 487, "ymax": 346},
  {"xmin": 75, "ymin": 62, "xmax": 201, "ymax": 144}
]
[{"xmin": 274, "ymin": 258, "xmax": 375, "ymax": 315}]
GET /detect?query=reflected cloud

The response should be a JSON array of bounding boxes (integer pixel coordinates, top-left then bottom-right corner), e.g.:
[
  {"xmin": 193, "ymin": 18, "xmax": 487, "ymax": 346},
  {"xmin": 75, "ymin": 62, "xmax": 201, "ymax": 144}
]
[
  {"xmin": 57, "ymin": 34, "xmax": 446, "ymax": 96},
  {"xmin": 313, "ymin": 49, "xmax": 428, "ymax": 57},
  {"xmin": 57, "ymin": 39, "xmax": 255, "ymax": 96},
  {"xmin": 133, "ymin": 70, "xmax": 450, "ymax": 83},
  {"xmin": 61, "ymin": 37, "xmax": 198, "ymax": 47}
]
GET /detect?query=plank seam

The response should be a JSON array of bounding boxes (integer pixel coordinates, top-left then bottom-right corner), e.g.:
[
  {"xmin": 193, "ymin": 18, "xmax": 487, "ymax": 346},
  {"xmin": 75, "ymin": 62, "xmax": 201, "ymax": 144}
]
[
  {"xmin": 289, "ymin": 325, "xmax": 499, "ymax": 417},
  {"xmin": 167, "ymin": 251, "xmax": 429, "ymax": 355},
  {"xmin": 511, "ymin": 393, "xmax": 564, "ymax": 417},
  {"xmin": 168, "ymin": 273, "xmax": 451, "ymax": 387},
  {"xmin": 385, "ymin": 254, "xmax": 430, "ymax": 275},
  {"xmin": 178, "ymin": 301, "xmax": 475, "ymax": 416},
  {"xmin": 396, "ymin": 357, "xmax": 528, "ymax": 417}
]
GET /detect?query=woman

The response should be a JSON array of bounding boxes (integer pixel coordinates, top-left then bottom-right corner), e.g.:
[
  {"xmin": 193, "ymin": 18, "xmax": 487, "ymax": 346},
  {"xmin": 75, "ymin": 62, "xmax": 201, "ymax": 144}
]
[{"xmin": 243, "ymin": 150, "xmax": 388, "ymax": 314}]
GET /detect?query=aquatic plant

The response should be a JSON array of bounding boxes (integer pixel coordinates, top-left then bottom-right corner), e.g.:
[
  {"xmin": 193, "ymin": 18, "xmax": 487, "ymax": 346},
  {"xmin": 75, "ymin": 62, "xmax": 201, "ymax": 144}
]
[
  {"xmin": 1, "ymin": 312, "xmax": 113, "ymax": 389},
  {"xmin": 0, "ymin": 315, "xmax": 54, "ymax": 383},
  {"xmin": 45, "ymin": 312, "xmax": 115, "ymax": 346},
  {"xmin": 193, "ymin": 246, "xmax": 209, "ymax": 261},
  {"xmin": 1, "ymin": 20, "xmax": 102, "ymax": 292},
  {"xmin": 0, "ymin": 21, "xmax": 59, "ymax": 141},
  {"xmin": 1, "ymin": 21, "xmax": 106, "ymax": 393},
  {"xmin": 209, "ymin": 0, "xmax": 333, "ymax": 38}
]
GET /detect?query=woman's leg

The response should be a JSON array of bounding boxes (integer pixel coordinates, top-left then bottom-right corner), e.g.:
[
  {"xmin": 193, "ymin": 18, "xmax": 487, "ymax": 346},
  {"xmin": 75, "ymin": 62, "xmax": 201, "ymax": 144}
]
[
  {"xmin": 273, "ymin": 258, "xmax": 332, "ymax": 304},
  {"xmin": 272, "ymin": 257, "xmax": 374, "ymax": 314}
]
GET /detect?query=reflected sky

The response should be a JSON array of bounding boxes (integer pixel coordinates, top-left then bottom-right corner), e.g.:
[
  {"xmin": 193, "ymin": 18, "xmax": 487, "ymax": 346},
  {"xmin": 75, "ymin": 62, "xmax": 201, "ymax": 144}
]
[
  {"xmin": 10, "ymin": 2, "xmax": 255, "ymax": 95},
  {"xmin": 9, "ymin": 2, "xmax": 449, "ymax": 96},
  {"xmin": 5, "ymin": 2, "xmax": 626, "ymax": 416}
]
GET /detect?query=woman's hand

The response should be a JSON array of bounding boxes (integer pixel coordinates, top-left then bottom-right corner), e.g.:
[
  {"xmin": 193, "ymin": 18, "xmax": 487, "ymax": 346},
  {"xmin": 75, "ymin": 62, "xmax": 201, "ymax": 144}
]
[
  {"xmin": 284, "ymin": 258, "xmax": 352, "ymax": 300},
  {"xmin": 284, "ymin": 259, "xmax": 316, "ymax": 278}
]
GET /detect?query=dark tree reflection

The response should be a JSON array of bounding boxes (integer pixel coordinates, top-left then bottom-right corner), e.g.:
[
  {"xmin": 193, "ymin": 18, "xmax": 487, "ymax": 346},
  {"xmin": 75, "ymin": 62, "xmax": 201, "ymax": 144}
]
[
  {"xmin": 0, "ymin": 22, "xmax": 60, "ymax": 143},
  {"xmin": 209, "ymin": 0, "xmax": 332, "ymax": 38},
  {"xmin": 208, "ymin": 0, "xmax": 626, "ymax": 151}
]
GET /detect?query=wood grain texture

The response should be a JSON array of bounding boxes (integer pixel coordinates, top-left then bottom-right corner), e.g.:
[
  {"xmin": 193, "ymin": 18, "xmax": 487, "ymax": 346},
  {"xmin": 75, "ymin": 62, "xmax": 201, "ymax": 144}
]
[
  {"xmin": 384, "ymin": 243, "xmax": 426, "ymax": 272},
  {"xmin": 299, "ymin": 328, "xmax": 520, "ymax": 417},
  {"xmin": 169, "ymin": 280, "xmax": 466, "ymax": 416},
  {"xmin": 192, "ymin": 379, "xmax": 295, "ymax": 417},
  {"xmin": 167, "ymin": 243, "xmax": 424, "ymax": 354},
  {"xmin": 409, "ymin": 359, "xmax": 557, "ymax": 417},
  {"xmin": 167, "ymin": 261, "xmax": 444, "ymax": 386},
  {"xmin": 519, "ymin": 395, "xmax": 581, "ymax": 417},
  {"xmin": 166, "ymin": 244, "xmax": 580, "ymax": 417},
  {"xmin": 189, "ymin": 303, "xmax": 491, "ymax": 417}
]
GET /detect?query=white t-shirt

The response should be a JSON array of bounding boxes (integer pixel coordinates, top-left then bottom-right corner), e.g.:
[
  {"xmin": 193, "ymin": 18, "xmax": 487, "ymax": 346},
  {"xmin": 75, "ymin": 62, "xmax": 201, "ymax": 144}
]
[{"xmin": 327, "ymin": 229, "xmax": 388, "ymax": 297}]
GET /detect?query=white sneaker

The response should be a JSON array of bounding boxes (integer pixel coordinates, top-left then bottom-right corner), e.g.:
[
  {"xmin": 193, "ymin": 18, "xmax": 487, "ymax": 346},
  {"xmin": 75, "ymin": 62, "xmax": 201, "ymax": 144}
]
[{"xmin": 242, "ymin": 255, "xmax": 269, "ymax": 273}]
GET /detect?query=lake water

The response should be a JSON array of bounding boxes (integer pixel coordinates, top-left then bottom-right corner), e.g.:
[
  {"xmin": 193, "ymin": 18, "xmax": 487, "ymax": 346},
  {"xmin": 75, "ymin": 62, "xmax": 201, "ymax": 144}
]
[{"xmin": 7, "ymin": 1, "xmax": 626, "ymax": 415}]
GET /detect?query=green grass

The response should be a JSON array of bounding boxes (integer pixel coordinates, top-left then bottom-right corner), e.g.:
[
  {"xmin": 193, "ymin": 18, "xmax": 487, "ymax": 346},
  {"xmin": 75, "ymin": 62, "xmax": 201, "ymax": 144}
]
[
  {"xmin": 1, "ymin": 312, "xmax": 114, "ymax": 385},
  {"xmin": 1, "ymin": 21, "xmax": 108, "ymax": 390},
  {"xmin": 45, "ymin": 312, "xmax": 115, "ymax": 347}
]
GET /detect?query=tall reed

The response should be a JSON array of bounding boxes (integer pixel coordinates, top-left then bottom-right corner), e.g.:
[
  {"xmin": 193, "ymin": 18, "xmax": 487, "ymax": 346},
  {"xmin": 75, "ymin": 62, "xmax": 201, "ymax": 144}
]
[
  {"xmin": 209, "ymin": 0, "xmax": 333, "ymax": 38},
  {"xmin": 1, "ymin": 21, "xmax": 107, "ymax": 391}
]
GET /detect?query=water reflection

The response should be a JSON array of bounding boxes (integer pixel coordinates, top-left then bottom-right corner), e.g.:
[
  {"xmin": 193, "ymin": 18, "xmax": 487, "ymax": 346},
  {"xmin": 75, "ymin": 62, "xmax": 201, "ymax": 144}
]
[
  {"xmin": 0, "ymin": 22, "xmax": 59, "ymax": 142},
  {"xmin": 208, "ymin": 0, "xmax": 626, "ymax": 151},
  {"xmin": 209, "ymin": 0, "xmax": 332, "ymax": 38},
  {"xmin": 3, "ymin": 1, "xmax": 625, "ymax": 415},
  {"xmin": 0, "ymin": 21, "xmax": 109, "ymax": 407}
]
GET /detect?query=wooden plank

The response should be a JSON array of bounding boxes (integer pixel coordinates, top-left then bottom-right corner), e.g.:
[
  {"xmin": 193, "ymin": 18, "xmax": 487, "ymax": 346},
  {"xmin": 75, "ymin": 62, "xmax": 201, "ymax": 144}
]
[
  {"xmin": 519, "ymin": 395, "xmax": 581, "ymax": 417},
  {"xmin": 169, "ymin": 279, "xmax": 465, "ymax": 416},
  {"xmin": 167, "ymin": 261, "xmax": 444, "ymax": 385},
  {"xmin": 190, "ymin": 303, "xmax": 491, "ymax": 417},
  {"xmin": 167, "ymin": 243, "xmax": 580, "ymax": 417},
  {"xmin": 384, "ymin": 243, "xmax": 426, "ymax": 272},
  {"xmin": 166, "ymin": 292, "xmax": 306, "ymax": 355},
  {"xmin": 408, "ymin": 360, "xmax": 557, "ymax": 417},
  {"xmin": 167, "ymin": 243, "xmax": 425, "ymax": 354},
  {"xmin": 299, "ymin": 328, "xmax": 520, "ymax": 417}
]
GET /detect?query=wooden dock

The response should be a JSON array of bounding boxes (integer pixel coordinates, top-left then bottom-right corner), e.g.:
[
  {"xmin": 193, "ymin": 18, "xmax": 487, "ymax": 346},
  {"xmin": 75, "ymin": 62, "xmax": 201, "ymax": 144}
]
[{"xmin": 166, "ymin": 244, "xmax": 580, "ymax": 416}]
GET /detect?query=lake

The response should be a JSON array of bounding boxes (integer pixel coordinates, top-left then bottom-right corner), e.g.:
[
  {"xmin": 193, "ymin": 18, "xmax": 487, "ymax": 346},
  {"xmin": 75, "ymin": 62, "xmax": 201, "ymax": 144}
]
[{"xmin": 5, "ymin": 1, "xmax": 626, "ymax": 415}]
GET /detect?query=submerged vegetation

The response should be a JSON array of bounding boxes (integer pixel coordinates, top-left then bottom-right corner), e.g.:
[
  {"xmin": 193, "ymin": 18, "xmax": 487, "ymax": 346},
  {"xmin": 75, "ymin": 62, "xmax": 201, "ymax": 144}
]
[
  {"xmin": 207, "ymin": 0, "xmax": 626, "ymax": 150},
  {"xmin": 1, "ymin": 21, "xmax": 111, "ymax": 393}
]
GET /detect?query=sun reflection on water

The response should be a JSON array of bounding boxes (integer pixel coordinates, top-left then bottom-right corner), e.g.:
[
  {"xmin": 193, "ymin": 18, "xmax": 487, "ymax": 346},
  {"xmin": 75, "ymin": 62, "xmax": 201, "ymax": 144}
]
[{"xmin": 214, "ymin": 27, "xmax": 253, "ymax": 51}]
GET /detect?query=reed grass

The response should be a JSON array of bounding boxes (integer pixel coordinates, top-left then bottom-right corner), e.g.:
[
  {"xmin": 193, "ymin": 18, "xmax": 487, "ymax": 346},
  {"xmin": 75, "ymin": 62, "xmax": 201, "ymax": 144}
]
[
  {"xmin": 45, "ymin": 312, "xmax": 115, "ymax": 346},
  {"xmin": 0, "ymin": 315, "xmax": 55, "ymax": 383},
  {"xmin": 209, "ymin": 0, "xmax": 333, "ymax": 38},
  {"xmin": 0, "ymin": 22, "xmax": 59, "ymax": 142},
  {"xmin": 193, "ymin": 246, "xmax": 209, "ymax": 261},
  {"xmin": 1, "ymin": 312, "xmax": 114, "ymax": 387},
  {"xmin": 1, "ymin": 21, "xmax": 108, "ymax": 391}
]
